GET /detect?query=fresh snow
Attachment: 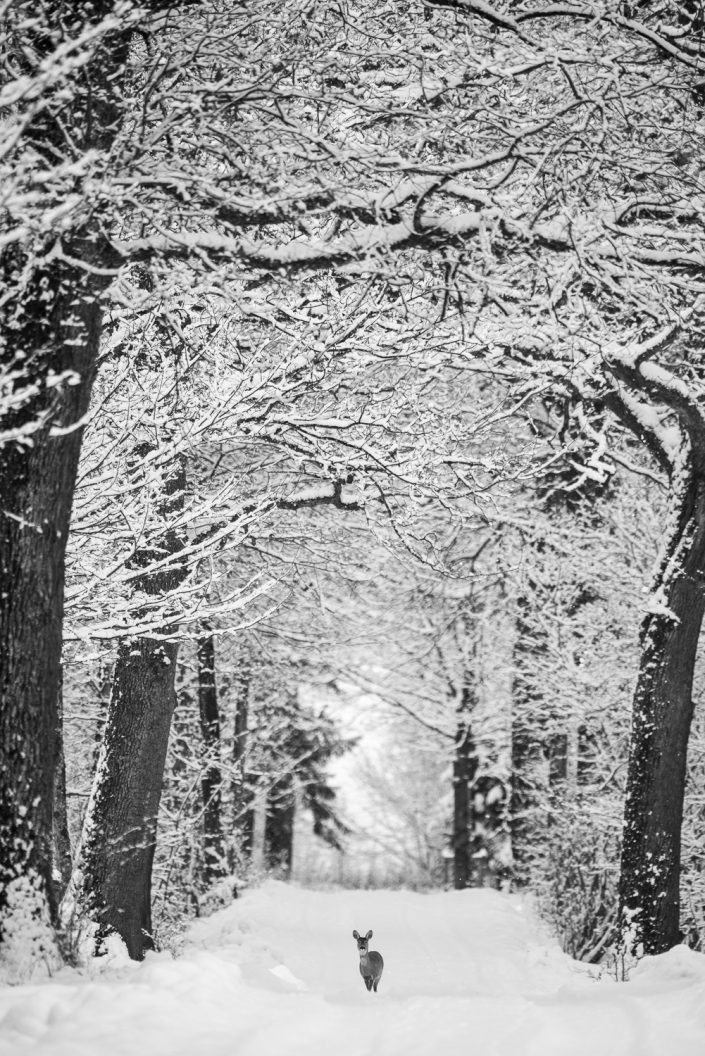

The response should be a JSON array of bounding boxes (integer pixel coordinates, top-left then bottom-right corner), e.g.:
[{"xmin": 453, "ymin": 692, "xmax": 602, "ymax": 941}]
[{"xmin": 1, "ymin": 881, "xmax": 705, "ymax": 1055}]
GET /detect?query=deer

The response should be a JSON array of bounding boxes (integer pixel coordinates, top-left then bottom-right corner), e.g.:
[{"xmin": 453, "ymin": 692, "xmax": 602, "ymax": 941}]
[{"xmin": 352, "ymin": 929, "xmax": 384, "ymax": 992}]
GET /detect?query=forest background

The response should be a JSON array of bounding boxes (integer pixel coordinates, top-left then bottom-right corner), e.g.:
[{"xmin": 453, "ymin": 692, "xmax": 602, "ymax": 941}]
[{"xmin": 2, "ymin": 0, "xmax": 705, "ymax": 984}]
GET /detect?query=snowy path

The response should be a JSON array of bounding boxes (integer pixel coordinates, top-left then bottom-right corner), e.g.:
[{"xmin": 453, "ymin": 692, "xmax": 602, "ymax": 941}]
[{"xmin": 1, "ymin": 881, "xmax": 705, "ymax": 1055}]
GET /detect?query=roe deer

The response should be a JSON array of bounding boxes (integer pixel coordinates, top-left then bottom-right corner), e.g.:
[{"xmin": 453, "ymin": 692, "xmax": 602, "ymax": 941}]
[{"xmin": 352, "ymin": 929, "xmax": 384, "ymax": 992}]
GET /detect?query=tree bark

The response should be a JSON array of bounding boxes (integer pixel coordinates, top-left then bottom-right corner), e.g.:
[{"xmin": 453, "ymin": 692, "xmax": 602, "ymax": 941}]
[
  {"xmin": 453, "ymin": 684, "xmax": 478, "ymax": 890},
  {"xmin": 52, "ymin": 680, "xmax": 73, "ymax": 907},
  {"xmin": 0, "ymin": 330, "xmax": 94, "ymax": 943},
  {"xmin": 76, "ymin": 456, "xmax": 186, "ymax": 959},
  {"xmin": 0, "ymin": 1, "xmax": 136, "ymax": 956},
  {"xmin": 197, "ymin": 632, "xmax": 226, "ymax": 885},
  {"xmin": 231, "ymin": 659, "xmax": 253, "ymax": 860},
  {"xmin": 79, "ymin": 636, "xmax": 179, "ymax": 959},
  {"xmin": 619, "ymin": 466, "xmax": 705, "ymax": 954}
]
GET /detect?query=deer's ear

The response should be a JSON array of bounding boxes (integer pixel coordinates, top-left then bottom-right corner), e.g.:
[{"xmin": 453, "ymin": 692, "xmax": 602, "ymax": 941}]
[
  {"xmin": 366, "ymin": 930, "xmax": 373, "ymax": 940},
  {"xmin": 353, "ymin": 930, "xmax": 359, "ymax": 939}
]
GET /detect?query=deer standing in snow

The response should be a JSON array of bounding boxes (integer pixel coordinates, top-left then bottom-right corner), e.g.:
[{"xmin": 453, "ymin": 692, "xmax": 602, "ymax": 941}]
[{"xmin": 352, "ymin": 929, "xmax": 384, "ymax": 992}]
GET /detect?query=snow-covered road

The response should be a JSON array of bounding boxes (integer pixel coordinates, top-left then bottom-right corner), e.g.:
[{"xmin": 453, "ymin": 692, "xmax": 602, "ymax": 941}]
[{"xmin": 1, "ymin": 881, "xmax": 704, "ymax": 1055}]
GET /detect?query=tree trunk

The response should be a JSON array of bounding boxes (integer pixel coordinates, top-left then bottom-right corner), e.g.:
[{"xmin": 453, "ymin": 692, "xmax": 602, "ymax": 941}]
[
  {"xmin": 0, "ymin": 2, "xmax": 135, "ymax": 958},
  {"xmin": 75, "ymin": 456, "xmax": 186, "ymax": 960},
  {"xmin": 0, "ymin": 260, "xmax": 108, "ymax": 953},
  {"xmin": 231, "ymin": 659, "xmax": 253, "ymax": 860},
  {"xmin": 52, "ymin": 680, "xmax": 73, "ymax": 906},
  {"xmin": 453, "ymin": 684, "xmax": 478, "ymax": 890},
  {"xmin": 197, "ymin": 632, "xmax": 226, "ymax": 885},
  {"xmin": 78, "ymin": 637, "xmax": 179, "ymax": 958},
  {"xmin": 619, "ymin": 467, "xmax": 705, "ymax": 954}
]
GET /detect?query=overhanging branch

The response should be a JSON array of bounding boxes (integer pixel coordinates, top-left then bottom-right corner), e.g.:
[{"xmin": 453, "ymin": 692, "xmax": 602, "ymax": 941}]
[{"xmin": 426, "ymin": 0, "xmax": 705, "ymax": 71}]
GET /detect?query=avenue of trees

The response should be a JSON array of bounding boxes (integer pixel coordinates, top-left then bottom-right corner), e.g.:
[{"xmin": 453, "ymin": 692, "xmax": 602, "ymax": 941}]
[{"xmin": 2, "ymin": 0, "xmax": 705, "ymax": 978}]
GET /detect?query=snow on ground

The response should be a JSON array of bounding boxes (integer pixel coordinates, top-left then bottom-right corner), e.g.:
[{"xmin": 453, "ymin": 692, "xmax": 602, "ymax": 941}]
[{"xmin": 1, "ymin": 881, "xmax": 705, "ymax": 1055}]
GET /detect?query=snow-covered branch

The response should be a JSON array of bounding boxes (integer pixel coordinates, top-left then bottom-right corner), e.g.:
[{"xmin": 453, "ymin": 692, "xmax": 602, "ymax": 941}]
[{"xmin": 604, "ymin": 317, "xmax": 705, "ymax": 471}]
